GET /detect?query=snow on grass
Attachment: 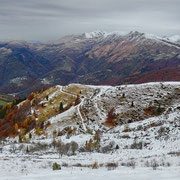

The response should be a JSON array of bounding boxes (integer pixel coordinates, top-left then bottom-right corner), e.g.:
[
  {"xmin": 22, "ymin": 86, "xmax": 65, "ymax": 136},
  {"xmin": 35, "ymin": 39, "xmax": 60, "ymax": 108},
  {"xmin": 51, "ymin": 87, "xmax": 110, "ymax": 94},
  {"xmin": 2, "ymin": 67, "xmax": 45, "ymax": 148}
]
[
  {"xmin": 1, "ymin": 82, "xmax": 180, "ymax": 179},
  {"xmin": 0, "ymin": 151, "xmax": 180, "ymax": 180}
]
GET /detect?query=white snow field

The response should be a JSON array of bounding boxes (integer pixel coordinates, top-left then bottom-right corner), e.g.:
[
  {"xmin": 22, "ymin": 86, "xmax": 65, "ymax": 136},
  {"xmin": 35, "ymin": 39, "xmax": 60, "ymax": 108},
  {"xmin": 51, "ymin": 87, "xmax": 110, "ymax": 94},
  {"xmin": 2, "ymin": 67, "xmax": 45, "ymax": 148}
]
[
  {"xmin": 1, "ymin": 167, "xmax": 180, "ymax": 180},
  {"xmin": 0, "ymin": 151, "xmax": 180, "ymax": 180}
]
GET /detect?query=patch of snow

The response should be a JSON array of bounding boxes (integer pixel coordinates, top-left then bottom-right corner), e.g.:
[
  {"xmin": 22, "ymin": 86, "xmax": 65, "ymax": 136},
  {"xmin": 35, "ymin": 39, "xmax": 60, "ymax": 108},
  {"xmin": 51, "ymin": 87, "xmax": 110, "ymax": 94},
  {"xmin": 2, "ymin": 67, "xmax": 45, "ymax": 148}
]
[
  {"xmin": 41, "ymin": 78, "xmax": 51, "ymax": 85},
  {"xmin": 10, "ymin": 77, "xmax": 27, "ymax": 86},
  {"xmin": 85, "ymin": 30, "xmax": 108, "ymax": 39},
  {"xmin": 167, "ymin": 35, "xmax": 180, "ymax": 43},
  {"xmin": 144, "ymin": 33, "xmax": 161, "ymax": 41}
]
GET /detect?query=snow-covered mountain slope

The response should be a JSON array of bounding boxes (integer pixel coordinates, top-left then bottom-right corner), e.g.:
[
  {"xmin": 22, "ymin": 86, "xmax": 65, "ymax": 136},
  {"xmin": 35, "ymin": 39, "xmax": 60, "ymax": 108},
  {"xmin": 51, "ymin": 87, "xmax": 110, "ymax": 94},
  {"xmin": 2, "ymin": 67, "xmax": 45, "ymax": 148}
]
[
  {"xmin": 39, "ymin": 82, "xmax": 180, "ymax": 148},
  {"xmin": 0, "ymin": 82, "xmax": 180, "ymax": 179},
  {"xmin": 2, "ymin": 82, "xmax": 180, "ymax": 153},
  {"xmin": 166, "ymin": 35, "xmax": 180, "ymax": 44},
  {"xmin": 59, "ymin": 30, "xmax": 180, "ymax": 48}
]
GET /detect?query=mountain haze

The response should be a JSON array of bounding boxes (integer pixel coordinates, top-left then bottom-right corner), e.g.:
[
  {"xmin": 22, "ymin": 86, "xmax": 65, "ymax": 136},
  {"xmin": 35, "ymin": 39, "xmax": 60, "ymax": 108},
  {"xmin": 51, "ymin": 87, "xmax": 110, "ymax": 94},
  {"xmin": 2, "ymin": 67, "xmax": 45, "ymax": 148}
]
[{"xmin": 0, "ymin": 31, "xmax": 180, "ymax": 96}]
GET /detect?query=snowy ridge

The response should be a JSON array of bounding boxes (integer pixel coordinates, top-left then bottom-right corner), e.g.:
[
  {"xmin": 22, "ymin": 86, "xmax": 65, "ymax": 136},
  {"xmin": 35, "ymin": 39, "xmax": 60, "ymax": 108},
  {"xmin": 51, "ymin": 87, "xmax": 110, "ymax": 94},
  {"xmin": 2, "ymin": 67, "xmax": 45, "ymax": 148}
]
[
  {"xmin": 84, "ymin": 30, "xmax": 180, "ymax": 49},
  {"xmin": 84, "ymin": 30, "xmax": 127, "ymax": 39},
  {"xmin": 85, "ymin": 31, "xmax": 108, "ymax": 39},
  {"xmin": 144, "ymin": 33, "xmax": 161, "ymax": 41},
  {"xmin": 31, "ymin": 81, "xmax": 180, "ymax": 142}
]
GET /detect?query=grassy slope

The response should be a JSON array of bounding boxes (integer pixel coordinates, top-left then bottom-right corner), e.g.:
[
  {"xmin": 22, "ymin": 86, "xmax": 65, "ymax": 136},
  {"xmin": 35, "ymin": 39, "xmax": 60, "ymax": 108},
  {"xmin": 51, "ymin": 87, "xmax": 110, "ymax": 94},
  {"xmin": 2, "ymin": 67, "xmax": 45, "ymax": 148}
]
[
  {"xmin": 0, "ymin": 100, "xmax": 7, "ymax": 105},
  {"xmin": 0, "ymin": 94, "xmax": 14, "ymax": 105}
]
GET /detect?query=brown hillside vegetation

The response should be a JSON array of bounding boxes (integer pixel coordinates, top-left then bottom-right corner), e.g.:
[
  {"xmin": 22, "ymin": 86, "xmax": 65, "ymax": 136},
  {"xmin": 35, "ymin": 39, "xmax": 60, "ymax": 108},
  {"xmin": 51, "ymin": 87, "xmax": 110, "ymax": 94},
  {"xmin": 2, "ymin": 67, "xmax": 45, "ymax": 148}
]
[{"xmin": 0, "ymin": 84, "xmax": 87, "ymax": 139}]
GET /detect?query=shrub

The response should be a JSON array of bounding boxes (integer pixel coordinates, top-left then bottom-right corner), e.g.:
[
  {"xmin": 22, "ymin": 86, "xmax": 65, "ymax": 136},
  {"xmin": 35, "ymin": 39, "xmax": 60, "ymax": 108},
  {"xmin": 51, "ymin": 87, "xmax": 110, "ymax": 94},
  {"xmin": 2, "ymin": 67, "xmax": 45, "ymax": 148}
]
[
  {"xmin": 18, "ymin": 135, "xmax": 22, "ymax": 143},
  {"xmin": 28, "ymin": 142, "xmax": 48, "ymax": 152},
  {"xmin": 100, "ymin": 141, "xmax": 115, "ymax": 153},
  {"xmin": 59, "ymin": 102, "xmax": 64, "ymax": 113},
  {"xmin": 126, "ymin": 161, "xmax": 136, "ymax": 169},
  {"xmin": 168, "ymin": 151, "xmax": 180, "ymax": 156},
  {"xmin": 121, "ymin": 161, "xmax": 136, "ymax": 169},
  {"xmin": 144, "ymin": 105, "xmax": 165, "ymax": 116},
  {"xmin": 45, "ymin": 121, "xmax": 51, "ymax": 129},
  {"xmin": 151, "ymin": 159, "xmax": 159, "ymax": 170},
  {"xmin": 130, "ymin": 141, "xmax": 143, "ymax": 150},
  {"xmin": 71, "ymin": 141, "xmax": 79, "ymax": 155},
  {"xmin": 74, "ymin": 95, "xmax": 80, "ymax": 106},
  {"xmin": 27, "ymin": 93, "xmax": 34, "ymax": 101},
  {"xmin": 105, "ymin": 107, "xmax": 117, "ymax": 126},
  {"xmin": 85, "ymin": 138, "xmax": 93, "ymax": 152},
  {"xmin": 35, "ymin": 128, "xmax": 43, "ymax": 136},
  {"xmin": 106, "ymin": 162, "xmax": 118, "ymax": 170},
  {"xmin": 18, "ymin": 144, "xmax": 24, "ymax": 151},
  {"xmin": 29, "ymin": 133, "xmax": 32, "ymax": 139},
  {"xmin": 144, "ymin": 161, "xmax": 150, "ymax": 167},
  {"xmin": 145, "ymin": 159, "xmax": 170, "ymax": 168},
  {"xmin": 9, "ymin": 144, "xmax": 17, "ymax": 153},
  {"xmin": 0, "ymin": 106, "xmax": 7, "ymax": 118},
  {"xmin": 73, "ymin": 163, "xmax": 83, "ymax": 167},
  {"xmin": 52, "ymin": 162, "xmax": 61, "ymax": 170},
  {"xmin": 62, "ymin": 162, "xmax": 68, "ymax": 167},
  {"xmin": 131, "ymin": 101, "xmax": 134, "ymax": 107},
  {"xmin": 92, "ymin": 162, "xmax": 99, "ymax": 169},
  {"xmin": 87, "ymin": 129, "xmax": 93, "ymax": 135},
  {"xmin": 53, "ymin": 130, "xmax": 57, "ymax": 138}
]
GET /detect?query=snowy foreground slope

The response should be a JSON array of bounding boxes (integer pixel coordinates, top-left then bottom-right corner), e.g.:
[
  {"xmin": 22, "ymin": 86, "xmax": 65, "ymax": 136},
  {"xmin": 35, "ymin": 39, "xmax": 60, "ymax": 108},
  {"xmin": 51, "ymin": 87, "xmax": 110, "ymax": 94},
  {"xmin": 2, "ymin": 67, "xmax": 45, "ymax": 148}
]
[{"xmin": 0, "ymin": 82, "xmax": 180, "ymax": 180}]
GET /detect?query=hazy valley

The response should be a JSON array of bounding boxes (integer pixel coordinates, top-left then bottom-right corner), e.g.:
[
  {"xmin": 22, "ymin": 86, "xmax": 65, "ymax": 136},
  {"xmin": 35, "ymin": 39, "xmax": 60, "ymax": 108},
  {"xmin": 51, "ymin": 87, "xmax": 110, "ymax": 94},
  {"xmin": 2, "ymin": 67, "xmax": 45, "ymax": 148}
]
[{"xmin": 0, "ymin": 31, "xmax": 180, "ymax": 97}]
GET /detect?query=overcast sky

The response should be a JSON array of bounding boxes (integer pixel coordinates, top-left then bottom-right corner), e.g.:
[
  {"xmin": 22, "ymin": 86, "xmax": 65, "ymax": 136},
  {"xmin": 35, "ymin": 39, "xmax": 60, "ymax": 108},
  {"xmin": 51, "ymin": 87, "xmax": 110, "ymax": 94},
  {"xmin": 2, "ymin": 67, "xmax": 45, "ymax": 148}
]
[{"xmin": 0, "ymin": 0, "xmax": 179, "ymax": 41}]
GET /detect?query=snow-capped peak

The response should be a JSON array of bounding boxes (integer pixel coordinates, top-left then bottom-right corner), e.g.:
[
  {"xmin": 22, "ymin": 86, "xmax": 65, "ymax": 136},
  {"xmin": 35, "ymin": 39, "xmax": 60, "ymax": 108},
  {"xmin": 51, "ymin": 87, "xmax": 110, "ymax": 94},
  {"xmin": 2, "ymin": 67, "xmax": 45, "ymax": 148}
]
[
  {"xmin": 85, "ymin": 30, "xmax": 129, "ymax": 39},
  {"xmin": 85, "ymin": 30, "xmax": 108, "ymax": 39}
]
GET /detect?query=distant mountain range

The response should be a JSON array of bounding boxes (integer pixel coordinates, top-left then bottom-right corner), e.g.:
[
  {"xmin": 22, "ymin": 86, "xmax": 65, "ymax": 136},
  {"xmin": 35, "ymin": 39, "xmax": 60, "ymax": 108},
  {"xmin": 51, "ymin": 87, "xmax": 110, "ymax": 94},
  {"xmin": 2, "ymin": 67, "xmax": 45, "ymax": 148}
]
[{"xmin": 0, "ymin": 31, "xmax": 180, "ymax": 96}]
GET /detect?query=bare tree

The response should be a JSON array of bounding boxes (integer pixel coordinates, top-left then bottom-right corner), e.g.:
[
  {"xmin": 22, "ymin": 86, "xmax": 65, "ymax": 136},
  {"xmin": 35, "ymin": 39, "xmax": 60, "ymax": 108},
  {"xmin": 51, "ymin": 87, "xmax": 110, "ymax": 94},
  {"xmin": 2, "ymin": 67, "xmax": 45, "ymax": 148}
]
[{"xmin": 71, "ymin": 141, "xmax": 79, "ymax": 155}]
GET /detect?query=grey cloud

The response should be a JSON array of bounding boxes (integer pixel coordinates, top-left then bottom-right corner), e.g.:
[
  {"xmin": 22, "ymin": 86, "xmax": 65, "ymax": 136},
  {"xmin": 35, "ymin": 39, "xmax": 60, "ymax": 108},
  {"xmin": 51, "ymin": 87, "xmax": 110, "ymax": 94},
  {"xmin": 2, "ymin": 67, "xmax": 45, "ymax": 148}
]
[{"xmin": 0, "ymin": 0, "xmax": 179, "ymax": 41}]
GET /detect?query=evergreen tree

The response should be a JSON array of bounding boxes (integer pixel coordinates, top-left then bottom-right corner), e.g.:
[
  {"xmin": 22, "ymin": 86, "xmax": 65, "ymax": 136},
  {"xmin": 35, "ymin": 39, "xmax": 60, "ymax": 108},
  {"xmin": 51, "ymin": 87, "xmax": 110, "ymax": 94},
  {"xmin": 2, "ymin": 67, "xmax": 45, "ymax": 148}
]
[
  {"xmin": 131, "ymin": 101, "xmax": 134, "ymax": 107},
  {"xmin": 26, "ymin": 146, "xmax": 29, "ymax": 153},
  {"xmin": 29, "ymin": 133, "xmax": 32, "ymax": 139},
  {"xmin": 157, "ymin": 104, "xmax": 162, "ymax": 114},
  {"xmin": 59, "ymin": 102, "xmax": 64, "ymax": 113},
  {"xmin": 18, "ymin": 135, "xmax": 22, "ymax": 143}
]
